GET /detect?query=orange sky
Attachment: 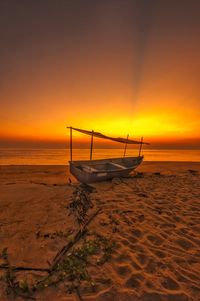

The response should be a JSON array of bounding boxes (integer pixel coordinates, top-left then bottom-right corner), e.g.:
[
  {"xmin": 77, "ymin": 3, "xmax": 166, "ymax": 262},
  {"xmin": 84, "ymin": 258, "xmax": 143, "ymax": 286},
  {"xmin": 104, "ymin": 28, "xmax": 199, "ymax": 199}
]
[{"xmin": 0, "ymin": 1, "xmax": 200, "ymax": 149}]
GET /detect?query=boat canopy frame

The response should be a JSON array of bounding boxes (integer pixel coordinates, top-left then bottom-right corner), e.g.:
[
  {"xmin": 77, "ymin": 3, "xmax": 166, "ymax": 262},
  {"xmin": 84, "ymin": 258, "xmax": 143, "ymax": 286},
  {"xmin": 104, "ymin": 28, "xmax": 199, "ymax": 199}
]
[{"xmin": 67, "ymin": 126, "xmax": 149, "ymax": 161}]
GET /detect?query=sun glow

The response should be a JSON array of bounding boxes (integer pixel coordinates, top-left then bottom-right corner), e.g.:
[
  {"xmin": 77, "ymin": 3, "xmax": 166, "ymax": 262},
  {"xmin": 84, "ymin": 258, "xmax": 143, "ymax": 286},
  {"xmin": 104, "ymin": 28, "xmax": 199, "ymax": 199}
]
[
  {"xmin": 1, "ymin": 102, "xmax": 199, "ymax": 146},
  {"xmin": 1, "ymin": 1, "xmax": 200, "ymax": 149}
]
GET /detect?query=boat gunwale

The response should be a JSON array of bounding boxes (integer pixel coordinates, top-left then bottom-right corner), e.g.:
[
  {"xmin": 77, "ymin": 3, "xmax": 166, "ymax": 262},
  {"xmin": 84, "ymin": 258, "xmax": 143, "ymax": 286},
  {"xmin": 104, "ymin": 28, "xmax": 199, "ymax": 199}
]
[
  {"xmin": 69, "ymin": 156, "xmax": 143, "ymax": 174},
  {"xmin": 69, "ymin": 155, "xmax": 143, "ymax": 165}
]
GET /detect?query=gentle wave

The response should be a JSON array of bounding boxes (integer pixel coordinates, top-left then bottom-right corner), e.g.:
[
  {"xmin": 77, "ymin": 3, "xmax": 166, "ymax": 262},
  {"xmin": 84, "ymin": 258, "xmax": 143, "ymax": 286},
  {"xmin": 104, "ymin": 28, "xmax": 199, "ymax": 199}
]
[{"xmin": 0, "ymin": 148, "xmax": 200, "ymax": 165}]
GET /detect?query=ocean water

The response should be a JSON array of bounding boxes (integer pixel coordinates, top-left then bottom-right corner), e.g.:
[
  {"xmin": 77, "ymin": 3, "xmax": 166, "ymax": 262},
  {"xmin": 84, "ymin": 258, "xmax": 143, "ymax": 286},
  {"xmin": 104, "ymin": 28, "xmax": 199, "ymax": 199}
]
[{"xmin": 0, "ymin": 148, "xmax": 200, "ymax": 165}]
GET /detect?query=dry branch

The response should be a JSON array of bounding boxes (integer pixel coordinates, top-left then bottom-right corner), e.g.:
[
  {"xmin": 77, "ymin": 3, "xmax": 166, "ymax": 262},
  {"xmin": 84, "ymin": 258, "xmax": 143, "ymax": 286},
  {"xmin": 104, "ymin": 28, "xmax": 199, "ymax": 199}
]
[
  {"xmin": 51, "ymin": 208, "xmax": 101, "ymax": 271},
  {"xmin": 0, "ymin": 263, "xmax": 49, "ymax": 273}
]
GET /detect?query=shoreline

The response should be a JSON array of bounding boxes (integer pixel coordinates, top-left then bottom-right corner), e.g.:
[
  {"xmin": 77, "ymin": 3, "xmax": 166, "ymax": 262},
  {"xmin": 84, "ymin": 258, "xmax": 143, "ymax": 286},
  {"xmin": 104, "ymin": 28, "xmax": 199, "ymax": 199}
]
[
  {"xmin": 1, "ymin": 161, "xmax": 200, "ymax": 175},
  {"xmin": 1, "ymin": 160, "xmax": 200, "ymax": 165}
]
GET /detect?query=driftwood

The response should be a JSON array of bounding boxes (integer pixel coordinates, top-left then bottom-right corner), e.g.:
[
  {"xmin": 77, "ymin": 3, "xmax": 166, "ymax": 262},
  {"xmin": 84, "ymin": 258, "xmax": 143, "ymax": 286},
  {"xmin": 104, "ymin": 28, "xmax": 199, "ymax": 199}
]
[
  {"xmin": 0, "ymin": 263, "xmax": 49, "ymax": 273},
  {"xmin": 75, "ymin": 286, "xmax": 84, "ymax": 301},
  {"xmin": 68, "ymin": 183, "xmax": 95, "ymax": 226},
  {"xmin": 51, "ymin": 208, "xmax": 101, "ymax": 271}
]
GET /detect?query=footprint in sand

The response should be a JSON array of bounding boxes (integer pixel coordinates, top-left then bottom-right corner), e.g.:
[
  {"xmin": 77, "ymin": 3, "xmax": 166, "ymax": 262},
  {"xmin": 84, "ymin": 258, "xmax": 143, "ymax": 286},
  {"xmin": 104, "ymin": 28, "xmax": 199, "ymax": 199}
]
[
  {"xmin": 131, "ymin": 259, "xmax": 142, "ymax": 271},
  {"xmin": 162, "ymin": 276, "xmax": 180, "ymax": 290},
  {"xmin": 114, "ymin": 264, "xmax": 132, "ymax": 278},
  {"xmin": 145, "ymin": 258, "xmax": 158, "ymax": 274},
  {"xmin": 160, "ymin": 222, "xmax": 176, "ymax": 229},
  {"xmin": 132, "ymin": 228, "xmax": 143, "ymax": 238},
  {"xmin": 128, "ymin": 236, "xmax": 138, "ymax": 244},
  {"xmin": 174, "ymin": 270, "xmax": 189, "ymax": 283},
  {"xmin": 136, "ymin": 253, "xmax": 148, "ymax": 266},
  {"xmin": 121, "ymin": 238, "xmax": 131, "ymax": 246},
  {"xmin": 147, "ymin": 234, "xmax": 164, "ymax": 246},
  {"xmin": 145, "ymin": 280, "xmax": 156, "ymax": 289},
  {"xmin": 125, "ymin": 273, "xmax": 144, "ymax": 289},
  {"xmin": 175, "ymin": 238, "xmax": 195, "ymax": 250},
  {"xmin": 150, "ymin": 249, "xmax": 166, "ymax": 259},
  {"xmin": 115, "ymin": 253, "xmax": 132, "ymax": 263}
]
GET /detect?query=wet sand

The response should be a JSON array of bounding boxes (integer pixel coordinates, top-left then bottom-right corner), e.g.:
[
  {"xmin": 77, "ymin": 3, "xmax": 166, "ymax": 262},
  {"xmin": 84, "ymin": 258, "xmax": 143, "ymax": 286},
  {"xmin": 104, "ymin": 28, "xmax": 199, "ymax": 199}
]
[{"xmin": 0, "ymin": 162, "xmax": 200, "ymax": 300}]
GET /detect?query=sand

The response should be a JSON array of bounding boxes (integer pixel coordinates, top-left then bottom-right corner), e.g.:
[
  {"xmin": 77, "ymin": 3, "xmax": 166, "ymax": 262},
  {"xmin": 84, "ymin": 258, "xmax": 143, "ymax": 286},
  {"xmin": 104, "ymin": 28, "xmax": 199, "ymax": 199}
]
[{"xmin": 0, "ymin": 162, "xmax": 200, "ymax": 301}]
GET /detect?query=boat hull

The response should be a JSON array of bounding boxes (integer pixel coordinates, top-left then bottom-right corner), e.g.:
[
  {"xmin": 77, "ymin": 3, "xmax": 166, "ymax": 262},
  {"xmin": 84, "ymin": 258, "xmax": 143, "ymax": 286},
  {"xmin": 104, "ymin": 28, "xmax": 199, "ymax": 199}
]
[{"xmin": 69, "ymin": 156, "xmax": 143, "ymax": 183}]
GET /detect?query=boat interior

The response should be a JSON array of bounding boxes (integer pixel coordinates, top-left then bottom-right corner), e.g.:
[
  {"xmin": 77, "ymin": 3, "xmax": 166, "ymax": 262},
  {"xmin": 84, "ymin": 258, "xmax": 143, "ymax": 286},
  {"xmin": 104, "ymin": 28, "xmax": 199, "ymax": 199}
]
[{"xmin": 71, "ymin": 157, "xmax": 142, "ymax": 173}]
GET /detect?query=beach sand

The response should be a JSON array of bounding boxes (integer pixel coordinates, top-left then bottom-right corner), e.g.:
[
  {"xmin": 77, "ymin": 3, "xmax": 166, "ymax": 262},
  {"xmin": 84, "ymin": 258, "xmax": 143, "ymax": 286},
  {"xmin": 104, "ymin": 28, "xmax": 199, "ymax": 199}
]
[{"xmin": 0, "ymin": 162, "xmax": 200, "ymax": 300}]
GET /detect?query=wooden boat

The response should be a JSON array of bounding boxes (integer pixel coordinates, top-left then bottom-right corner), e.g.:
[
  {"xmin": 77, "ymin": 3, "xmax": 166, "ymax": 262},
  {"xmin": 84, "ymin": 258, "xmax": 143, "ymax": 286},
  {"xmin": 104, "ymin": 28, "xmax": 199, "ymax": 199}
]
[{"xmin": 67, "ymin": 127, "xmax": 149, "ymax": 183}]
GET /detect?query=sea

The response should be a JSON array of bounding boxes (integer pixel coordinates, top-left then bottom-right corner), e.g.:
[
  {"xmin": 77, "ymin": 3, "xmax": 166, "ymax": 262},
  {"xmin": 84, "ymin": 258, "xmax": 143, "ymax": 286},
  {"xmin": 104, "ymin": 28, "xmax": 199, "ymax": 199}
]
[{"xmin": 0, "ymin": 148, "xmax": 200, "ymax": 165}]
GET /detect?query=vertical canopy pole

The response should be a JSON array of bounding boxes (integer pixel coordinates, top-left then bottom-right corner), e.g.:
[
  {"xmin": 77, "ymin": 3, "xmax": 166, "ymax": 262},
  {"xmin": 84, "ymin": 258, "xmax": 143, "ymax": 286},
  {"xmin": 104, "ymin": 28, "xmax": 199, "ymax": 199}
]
[
  {"xmin": 138, "ymin": 137, "xmax": 143, "ymax": 157},
  {"xmin": 123, "ymin": 134, "xmax": 129, "ymax": 157},
  {"xmin": 70, "ymin": 127, "xmax": 73, "ymax": 161},
  {"xmin": 90, "ymin": 130, "xmax": 94, "ymax": 160}
]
